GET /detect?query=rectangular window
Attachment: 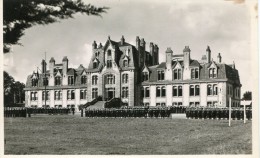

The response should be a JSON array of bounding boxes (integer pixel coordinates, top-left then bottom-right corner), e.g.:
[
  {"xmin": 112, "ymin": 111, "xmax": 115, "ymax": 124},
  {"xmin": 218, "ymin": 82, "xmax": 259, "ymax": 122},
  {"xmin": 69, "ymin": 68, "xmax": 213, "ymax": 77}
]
[
  {"xmin": 195, "ymin": 69, "xmax": 199, "ymax": 79},
  {"xmin": 195, "ymin": 85, "xmax": 200, "ymax": 96},
  {"xmin": 107, "ymin": 60, "xmax": 112, "ymax": 68},
  {"xmin": 156, "ymin": 87, "xmax": 161, "ymax": 97},
  {"xmin": 122, "ymin": 87, "xmax": 128, "ymax": 98},
  {"xmin": 68, "ymin": 76, "xmax": 74, "ymax": 85},
  {"xmin": 191, "ymin": 69, "xmax": 195, "ymax": 79},
  {"xmin": 173, "ymin": 69, "xmax": 178, "ymax": 80},
  {"xmin": 190, "ymin": 86, "xmax": 194, "ymax": 96},
  {"xmin": 173, "ymin": 86, "xmax": 177, "ymax": 97},
  {"xmin": 178, "ymin": 86, "xmax": 182, "ymax": 96},
  {"xmin": 178, "ymin": 69, "xmax": 182, "ymax": 79},
  {"xmin": 145, "ymin": 87, "xmax": 150, "ymax": 98},
  {"xmin": 92, "ymin": 88, "xmax": 98, "ymax": 99},
  {"xmin": 161, "ymin": 87, "xmax": 166, "ymax": 97},
  {"xmin": 158, "ymin": 71, "xmax": 164, "ymax": 80}
]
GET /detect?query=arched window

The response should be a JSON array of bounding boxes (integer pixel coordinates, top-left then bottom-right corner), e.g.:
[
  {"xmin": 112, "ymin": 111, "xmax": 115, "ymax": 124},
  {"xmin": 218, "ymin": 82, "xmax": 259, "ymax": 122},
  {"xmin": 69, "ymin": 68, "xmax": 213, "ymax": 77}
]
[
  {"xmin": 123, "ymin": 60, "xmax": 128, "ymax": 67},
  {"xmin": 209, "ymin": 68, "xmax": 213, "ymax": 78},
  {"xmin": 55, "ymin": 76, "xmax": 61, "ymax": 86},
  {"xmin": 145, "ymin": 87, "xmax": 150, "ymax": 98},
  {"xmin": 190, "ymin": 85, "xmax": 194, "ymax": 96},
  {"xmin": 92, "ymin": 75, "xmax": 98, "ymax": 85},
  {"xmin": 80, "ymin": 89, "xmax": 87, "ymax": 99},
  {"xmin": 161, "ymin": 86, "xmax": 166, "ymax": 97},
  {"xmin": 195, "ymin": 85, "xmax": 200, "ymax": 96},
  {"xmin": 156, "ymin": 87, "xmax": 161, "ymax": 97},
  {"xmin": 93, "ymin": 62, "xmax": 98, "ymax": 69},
  {"xmin": 178, "ymin": 86, "xmax": 182, "ymax": 96},
  {"xmin": 207, "ymin": 85, "xmax": 212, "ymax": 95},
  {"xmin": 173, "ymin": 86, "xmax": 177, "ymax": 96},
  {"xmin": 213, "ymin": 84, "xmax": 218, "ymax": 95}
]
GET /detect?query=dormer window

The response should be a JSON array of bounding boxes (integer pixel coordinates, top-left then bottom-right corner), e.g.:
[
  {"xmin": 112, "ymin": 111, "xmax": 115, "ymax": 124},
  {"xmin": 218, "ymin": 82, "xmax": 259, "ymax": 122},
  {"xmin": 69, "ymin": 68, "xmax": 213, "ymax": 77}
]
[
  {"xmin": 191, "ymin": 68, "xmax": 199, "ymax": 79},
  {"xmin": 32, "ymin": 79, "xmax": 38, "ymax": 87},
  {"xmin": 93, "ymin": 62, "xmax": 98, "ymax": 69},
  {"xmin": 209, "ymin": 68, "xmax": 217, "ymax": 78},
  {"xmin": 123, "ymin": 60, "xmax": 128, "ymax": 67},
  {"xmin": 158, "ymin": 70, "xmax": 165, "ymax": 81},
  {"xmin": 107, "ymin": 60, "xmax": 112, "ymax": 68},
  {"xmin": 142, "ymin": 72, "xmax": 149, "ymax": 81},
  {"xmin": 173, "ymin": 69, "xmax": 182, "ymax": 80},
  {"xmin": 107, "ymin": 50, "xmax": 111, "ymax": 56},
  {"xmin": 68, "ymin": 76, "xmax": 74, "ymax": 85},
  {"xmin": 55, "ymin": 76, "xmax": 61, "ymax": 86},
  {"xmin": 81, "ymin": 76, "xmax": 87, "ymax": 84}
]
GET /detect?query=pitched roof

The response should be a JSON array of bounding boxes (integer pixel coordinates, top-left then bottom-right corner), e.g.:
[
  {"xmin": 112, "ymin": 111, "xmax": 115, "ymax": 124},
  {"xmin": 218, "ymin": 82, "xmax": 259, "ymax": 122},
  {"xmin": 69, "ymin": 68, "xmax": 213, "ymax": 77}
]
[{"xmin": 190, "ymin": 60, "xmax": 200, "ymax": 67}]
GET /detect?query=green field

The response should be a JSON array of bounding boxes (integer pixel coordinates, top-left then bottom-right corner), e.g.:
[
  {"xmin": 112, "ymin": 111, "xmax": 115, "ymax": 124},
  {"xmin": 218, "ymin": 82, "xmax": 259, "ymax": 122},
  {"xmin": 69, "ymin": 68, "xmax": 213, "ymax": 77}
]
[{"xmin": 4, "ymin": 115, "xmax": 252, "ymax": 155}]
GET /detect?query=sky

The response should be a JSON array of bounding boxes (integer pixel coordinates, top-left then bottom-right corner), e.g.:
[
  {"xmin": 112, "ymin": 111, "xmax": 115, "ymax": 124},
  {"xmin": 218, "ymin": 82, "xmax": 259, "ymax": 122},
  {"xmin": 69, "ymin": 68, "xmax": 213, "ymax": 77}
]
[{"xmin": 3, "ymin": 0, "xmax": 256, "ymax": 95}]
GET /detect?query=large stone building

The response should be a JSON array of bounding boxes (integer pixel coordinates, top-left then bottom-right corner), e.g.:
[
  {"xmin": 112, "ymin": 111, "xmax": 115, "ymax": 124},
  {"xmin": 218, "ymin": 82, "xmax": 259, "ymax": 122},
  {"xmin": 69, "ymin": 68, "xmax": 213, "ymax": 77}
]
[{"xmin": 24, "ymin": 36, "xmax": 241, "ymax": 109}]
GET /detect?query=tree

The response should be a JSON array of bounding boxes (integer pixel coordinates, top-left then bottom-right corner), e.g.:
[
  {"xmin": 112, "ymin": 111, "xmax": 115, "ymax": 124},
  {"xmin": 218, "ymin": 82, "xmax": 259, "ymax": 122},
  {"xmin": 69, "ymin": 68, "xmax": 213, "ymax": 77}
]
[
  {"xmin": 242, "ymin": 91, "xmax": 252, "ymax": 100},
  {"xmin": 4, "ymin": 71, "xmax": 25, "ymax": 106},
  {"xmin": 3, "ymin": 0, "xmax": 108, "ymax": 53}
]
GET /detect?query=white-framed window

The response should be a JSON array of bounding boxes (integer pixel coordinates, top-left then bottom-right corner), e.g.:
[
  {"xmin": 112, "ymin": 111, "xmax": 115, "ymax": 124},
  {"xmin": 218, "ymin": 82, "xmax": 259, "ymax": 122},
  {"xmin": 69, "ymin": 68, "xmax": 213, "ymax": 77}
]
[
  {"xmin": 68, "ymin": 76, "xmax": 74, "ymax": 85},
  {"xmin": 92, "ymin": 75, "xmax": 98, "ymax": 85},
  {"xmin": 191, "ymin": 68, "xmax": 199, "ymax": 79},
  {"xmin": 190, "ymin": 85, "xmax": 200, "ymax": 96},
  {"xmin": 54, "ymin": 90, "xmax": 62, "ymax": 100},
  {"xmin": 81, "ymin": 76, "xmax": 87, "ymax": 84},
  {"xmin": 55, "ymin": 76, "xmax": 61, "ymax": 86},
  {"xmin": 122, "ymin": 74, "xmax": 128, "ymax": 84},
  {"xmin": 92, "ymin": 88, "xmax": 98, "ymax": 99},
  {"xmin": 122, "ymin": 87, "xmax": 129, "ymax": 98},
  {"xmin": 209, "ymin": 68, "xmax": 217, "ymax": 78},
  {"xmin": 173, "ymin": 86, "xmax": 182, "ymax": 97},
  {"xmin": 80, "ymin": 89, "xmax": 87, "ymax": 100},
  {"xmin": 105, "ymin": 74, "xmax": 115, "ymax": 84},
  {"xmin": 30, "ymin": 91, "xmax": 38, "ymax": 101},
  {"xmin": 31, "ymin": 79, "xmax": 38, "ymax": 87},
  {"xmin": 156, "ymin": 86, "xmax": 166, "ymax": 97},
  {"xmin": 67, "ymin": 90, "xmax": 75, "ymax": 100},
  {"xmin": 173, "ymin": 69, "xmax": 182, "ymax": 80},
  {"xmin": 157, "ymin": 70, "xmax": 165, "ymax": 80}
]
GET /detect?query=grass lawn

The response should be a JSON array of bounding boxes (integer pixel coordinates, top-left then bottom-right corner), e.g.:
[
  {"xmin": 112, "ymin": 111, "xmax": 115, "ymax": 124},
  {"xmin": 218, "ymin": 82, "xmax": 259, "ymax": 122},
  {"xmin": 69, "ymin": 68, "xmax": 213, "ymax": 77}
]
[{"xmin": 4, "ymin": 115, "xmax": 252, "ymax": 155}]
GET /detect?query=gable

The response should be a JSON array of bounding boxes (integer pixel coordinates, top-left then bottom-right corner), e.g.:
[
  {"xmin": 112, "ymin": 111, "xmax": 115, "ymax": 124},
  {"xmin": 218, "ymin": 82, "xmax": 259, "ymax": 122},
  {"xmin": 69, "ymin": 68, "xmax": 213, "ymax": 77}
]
[
  {"xmin": 173, "ymin": 61, "xmax": 182, "ymax": 69},
  {"xmin": 208, "ymin": 61, "xmax": 218, "ymax": 69}
]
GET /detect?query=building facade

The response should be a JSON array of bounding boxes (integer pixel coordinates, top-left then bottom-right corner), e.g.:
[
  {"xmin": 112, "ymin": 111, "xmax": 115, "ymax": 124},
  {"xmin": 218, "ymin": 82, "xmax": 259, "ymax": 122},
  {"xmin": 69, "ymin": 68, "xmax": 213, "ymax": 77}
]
[{"xmin": 24, "ymin": 36, "xmax": 241, "ymax": 109}]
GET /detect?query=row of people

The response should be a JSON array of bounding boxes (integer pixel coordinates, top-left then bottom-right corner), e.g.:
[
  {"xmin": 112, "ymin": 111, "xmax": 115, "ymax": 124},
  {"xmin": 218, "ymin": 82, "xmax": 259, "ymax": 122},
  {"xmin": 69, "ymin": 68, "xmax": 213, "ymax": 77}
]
[
  {"xmin": 83, "ymin": 108, "xmax": 171, "ymax": 118},
  {"xmin": 26, "ymin": 107, "xmax": 72, "ymax": 115},
  {"xmin": 4, "ymin": 108, "xmax": 27, "ymax": 117},
  {"xmin": 186, "ymin": 108, "xmax": 252, "ymax": 120}
]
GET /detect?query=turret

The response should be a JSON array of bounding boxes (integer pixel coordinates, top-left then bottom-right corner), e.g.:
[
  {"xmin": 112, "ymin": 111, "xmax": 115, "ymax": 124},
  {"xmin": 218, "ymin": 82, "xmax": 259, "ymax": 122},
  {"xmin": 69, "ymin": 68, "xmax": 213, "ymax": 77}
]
[
  {"xmin": 183, "ymin": 46, "xmax": 190, "ymax": 68},
  {"xmin": 217, "ymin": 53, "xmax": 222, "ymax": 63},
  {"xmin": 166, "ymin": 48, "xmax": 173, "ymax": 69},
  {"xmin": 41, "ymin": 59, "xmax": 47, "ymax": 74},
  {"xmin": 92, "ymin": 41, "xmax": 97, "ymax": 50},
  {"xmin": 62, "ymin": 56, "xmax": 68, "ymax": 75},
  {"xmin": 206, "ymin": 46, "xmax": 211, "ymax": 63},
  {"xmin": 121, "ymin": 35, "xmax": 125, "ymax": 45}
]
